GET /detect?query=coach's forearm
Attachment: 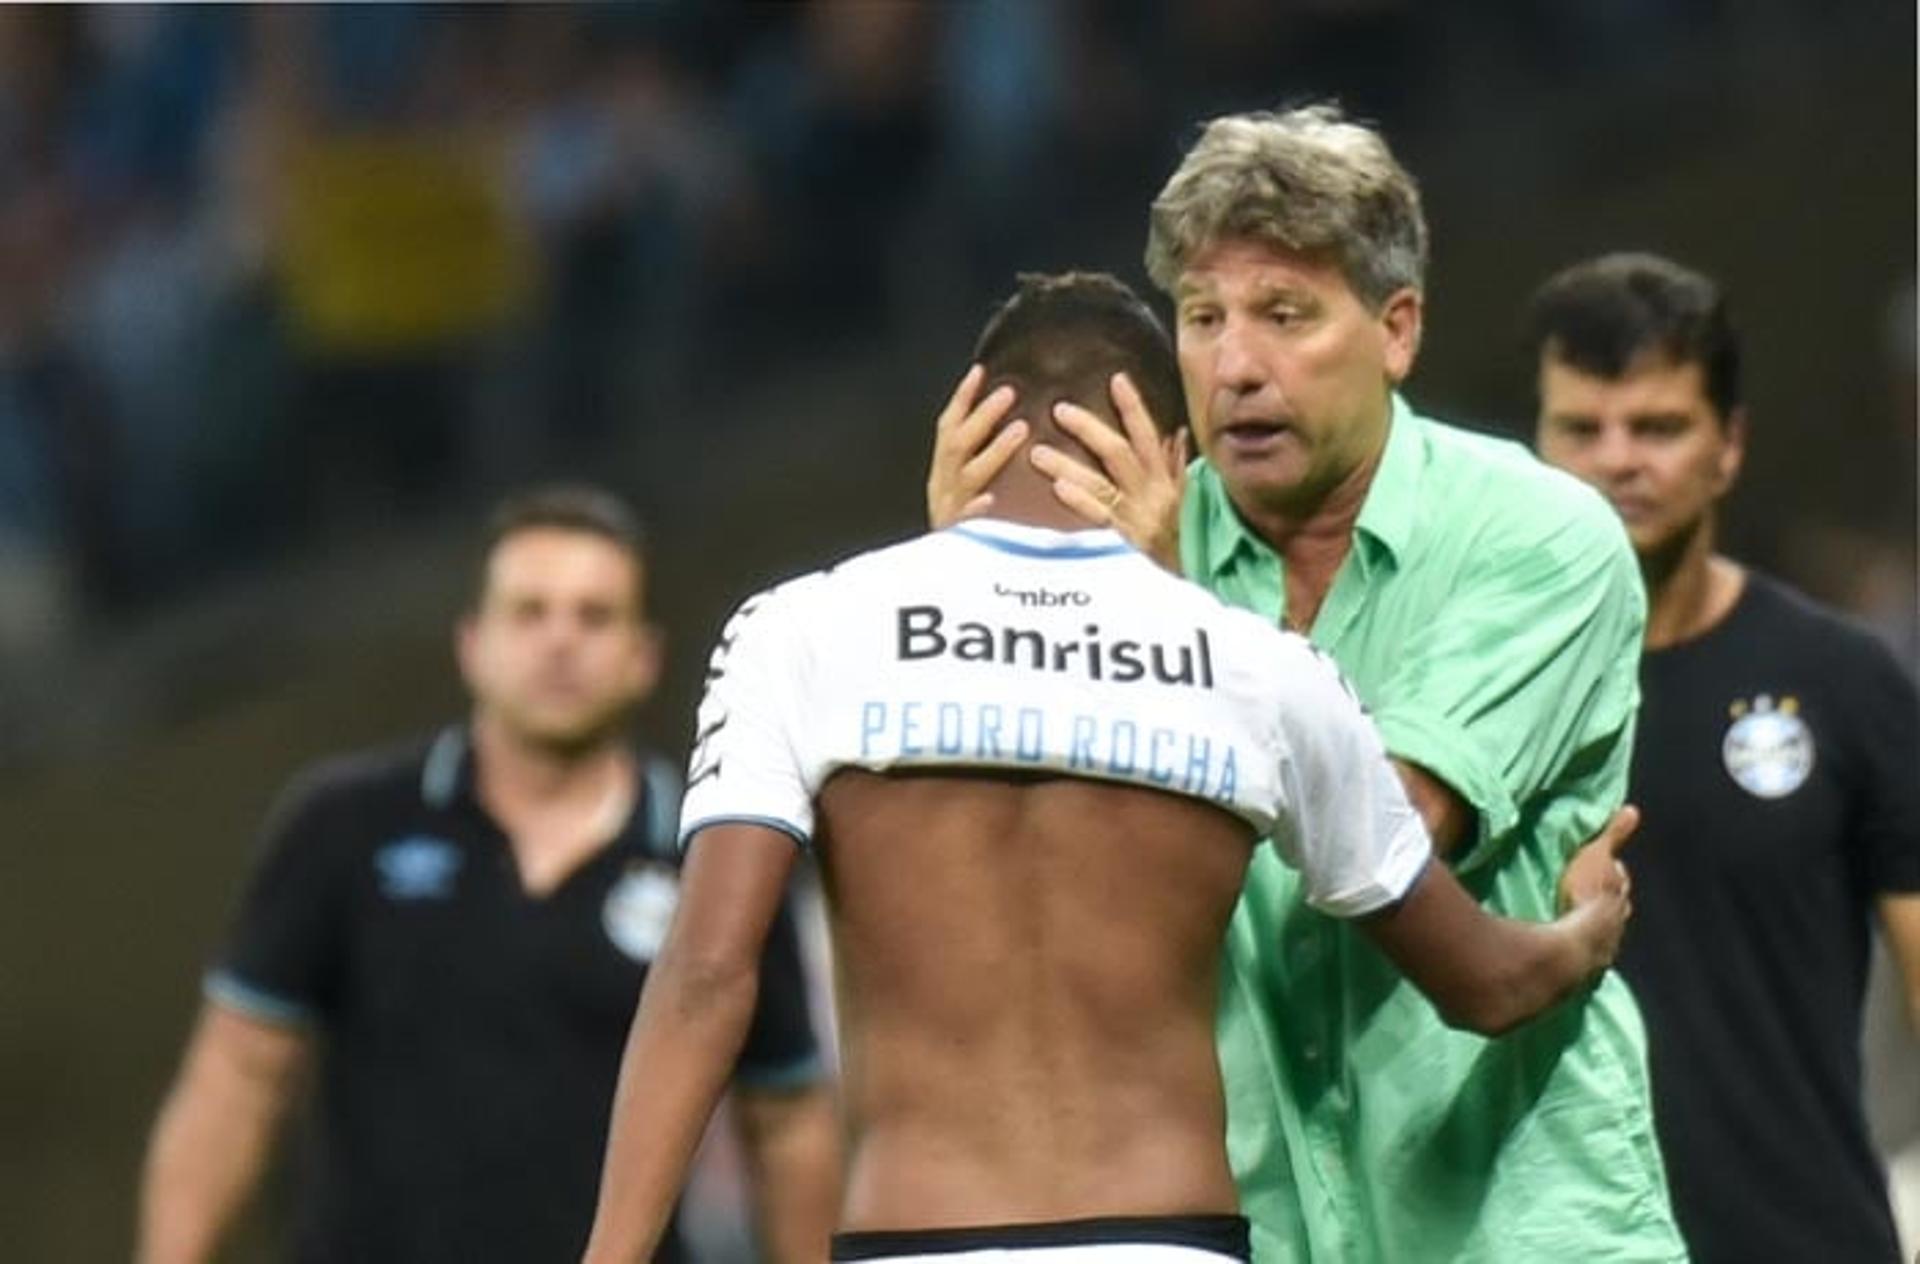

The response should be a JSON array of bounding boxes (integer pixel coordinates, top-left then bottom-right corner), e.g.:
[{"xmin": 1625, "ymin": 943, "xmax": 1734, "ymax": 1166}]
[{"xmin": 583, "ymin": 946, "xmax": 762, "ymax": 1264}]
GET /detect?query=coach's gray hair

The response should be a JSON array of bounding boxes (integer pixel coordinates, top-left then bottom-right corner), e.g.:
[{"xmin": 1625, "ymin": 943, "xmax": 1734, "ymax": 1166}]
[{"xmin": 1144, "ymin": 104, "xmax": 1428, "ymax": 309}]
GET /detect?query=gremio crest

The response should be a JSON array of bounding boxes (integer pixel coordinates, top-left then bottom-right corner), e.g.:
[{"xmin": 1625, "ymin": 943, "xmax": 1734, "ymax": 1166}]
[
  {"xmin": 603, "ymin": 864, "xmax": 681, "ymax": 962},
  {"xmin": 1721, "ymin": 694, "xmax": 1814, "ymax": 799}
]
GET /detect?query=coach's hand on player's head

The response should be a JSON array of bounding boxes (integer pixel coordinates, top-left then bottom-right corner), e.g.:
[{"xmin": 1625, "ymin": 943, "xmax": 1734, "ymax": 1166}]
[
  {"xmin": 927, "ymin": 363, "xmax": 1028, "ymax": 529},
  {"xmin": 1031, "ymin": 372, "xmax": 1188, "ymax": 573},
  {"xmin": 1558, "ymin": 804, "xmax": 1639, "ymax": 969}
]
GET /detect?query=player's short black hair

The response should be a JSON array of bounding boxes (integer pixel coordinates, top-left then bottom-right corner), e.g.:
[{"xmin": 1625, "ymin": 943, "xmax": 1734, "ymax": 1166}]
[
  {"xmin": 972, "ymin": 271, "xmax": 1189, "ymax": 437},
  {"xmin": 470, "ymin": 483, "xmax": 651, "ymax": 615},
  {"xmin": 1526, "ymin": 252, "xmax": 1742, "ymax": 421}
]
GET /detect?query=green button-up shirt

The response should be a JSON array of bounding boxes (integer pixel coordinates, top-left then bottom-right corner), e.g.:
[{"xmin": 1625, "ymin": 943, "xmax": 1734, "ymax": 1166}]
[{"xmin": 1184, "ymin": 397, "xmax": 1684, "ymax": 1262}]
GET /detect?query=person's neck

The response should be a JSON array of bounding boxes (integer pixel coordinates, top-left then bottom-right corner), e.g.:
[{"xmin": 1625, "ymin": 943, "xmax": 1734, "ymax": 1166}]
[
  {"xmin": 1641, "ymin": 518, "xmax": 1745, "ymax": 651},
  {"xmin": 983, "ymin": 459, "xmax": 1113, "ymax": 533},
  {"xmin": 1239, "ymin": 453, "xmax": 1377, "ymax": 557},
  {"xmin": 470, "ymin": 711, "xmax": 633, "ymax": 834},
  {"xmin": 1234, "ymin": 441, "xmax": 1383, "ymax": 631}
]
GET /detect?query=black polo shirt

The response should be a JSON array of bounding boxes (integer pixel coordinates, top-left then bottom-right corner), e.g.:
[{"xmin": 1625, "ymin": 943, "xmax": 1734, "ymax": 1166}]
[
  {"xmin": 1618, "ymin": 573, "xmax": 1920, "ymax": 1264},
  {"xmin": 207, "ymin": 727, "xmax": 825, "ymax": 1264}
]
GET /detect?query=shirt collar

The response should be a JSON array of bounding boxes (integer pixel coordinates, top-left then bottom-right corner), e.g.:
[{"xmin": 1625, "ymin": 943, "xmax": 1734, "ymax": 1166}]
[
  {"xmin": 948, "ymin": 518, "xmax": 1134, "ymax": 559},
  {"xmin": 420, "ymin": 725, "xmax": 471, "ymax": 810},
  {"xmin": 421, "ymin": 723, "xmax": 659, "ymax": 853},
  {"xmin": 1197, "ymin": 392, "xmax": 1423, "ymax": 577},
  {"xmin": 1353, "ymin": 393, "xmax": 1422, "ymax": 567}
]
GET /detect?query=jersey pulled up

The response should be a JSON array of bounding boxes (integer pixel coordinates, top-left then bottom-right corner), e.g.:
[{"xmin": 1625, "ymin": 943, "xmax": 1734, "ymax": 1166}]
[{"xmin": 681, "ymin": 519, "xmax": 1430, "ymax": 919}]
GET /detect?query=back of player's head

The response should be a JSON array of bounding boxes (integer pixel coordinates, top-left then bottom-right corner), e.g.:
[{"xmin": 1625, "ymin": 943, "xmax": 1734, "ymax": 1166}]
[
  {"xmin": 971, "ymin": 271, "xmax": 1187, "ymax": 437},
  {"xmin": 471, "ymin": 483, "xmax": 651, "ymax": 615},
  {"xmin": 1527, "ymin": 252, "xmax": 1742, "ymax": 420}
]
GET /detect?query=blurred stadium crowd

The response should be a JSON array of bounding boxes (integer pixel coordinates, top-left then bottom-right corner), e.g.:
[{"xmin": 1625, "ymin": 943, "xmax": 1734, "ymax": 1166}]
[{"xmin": 4, "ymin": 3, "xmax": 1902, "ymax": 701}]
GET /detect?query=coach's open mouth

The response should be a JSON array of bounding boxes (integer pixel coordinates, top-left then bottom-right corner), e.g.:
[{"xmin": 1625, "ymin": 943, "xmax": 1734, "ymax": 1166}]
[{"xmin": 1217, "ymin": 420, "xmax": 1292, "ymax": 453}]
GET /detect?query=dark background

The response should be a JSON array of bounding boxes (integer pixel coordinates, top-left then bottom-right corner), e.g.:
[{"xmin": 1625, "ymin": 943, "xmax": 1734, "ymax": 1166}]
[{"xmin": 2, "ymin": 3, "xmax": 1913, "ymax": 1258}]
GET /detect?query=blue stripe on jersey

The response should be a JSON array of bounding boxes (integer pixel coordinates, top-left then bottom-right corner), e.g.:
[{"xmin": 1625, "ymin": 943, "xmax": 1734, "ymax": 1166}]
[
  {"xmin": 949, "ymin": 525, "xmax": 1133, "ymax": 560},
  {"xmin": 680, "ymin": 814, "xmax": 811, "ymax": 852}
]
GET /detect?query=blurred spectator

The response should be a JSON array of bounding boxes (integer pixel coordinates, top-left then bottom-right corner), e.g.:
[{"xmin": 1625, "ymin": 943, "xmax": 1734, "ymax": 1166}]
[
  {"xmin": 503, "ymin": 7, "xmax": 750, "ymax": 458},
  {"xmin": 727, "ymin": 2, "xmax": 938, "ymax": 339},
  {"xmin": 255, "ymin": 7, "xmax": 529, "ymax": 521},
  {"xmin": 0, "ymin": 8, "xmax": 105, "ymax": 650}
]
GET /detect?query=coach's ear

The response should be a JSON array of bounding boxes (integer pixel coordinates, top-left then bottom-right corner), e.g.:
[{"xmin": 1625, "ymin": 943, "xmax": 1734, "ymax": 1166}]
[{"xmin": 1379, "ymin": 287, "xmax": 1423, "ymax": 385}]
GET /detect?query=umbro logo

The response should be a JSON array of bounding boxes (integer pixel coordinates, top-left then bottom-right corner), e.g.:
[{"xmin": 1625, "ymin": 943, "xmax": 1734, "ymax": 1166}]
[
  {"xmin": 374, "ymin": 836, "xmax": 463, "ymax": 900},
  {"xmin": 993, "ymin": 582, "xmax": 1090, "ymax": 608}
]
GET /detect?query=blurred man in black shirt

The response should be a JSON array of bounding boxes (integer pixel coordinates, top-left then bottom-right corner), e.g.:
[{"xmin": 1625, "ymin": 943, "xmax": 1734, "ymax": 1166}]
[
  {"xmin": 138, "ymin": 485, "xmax": 838, "ymax": 1264},
  {"xmin": 1531, "ymin": 253, "xmax": 1920, "ymax": 1264}
]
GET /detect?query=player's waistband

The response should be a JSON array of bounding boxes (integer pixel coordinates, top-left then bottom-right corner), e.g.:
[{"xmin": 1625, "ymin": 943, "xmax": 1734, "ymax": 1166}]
[{"xmin": 830, "ymin": 1214, "xmax": 1250, "ymax": 1262}]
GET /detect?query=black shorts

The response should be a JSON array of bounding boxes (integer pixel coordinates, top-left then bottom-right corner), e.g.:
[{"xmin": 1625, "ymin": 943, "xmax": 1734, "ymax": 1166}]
[{"xmin": 830, "ymin": 1214, "xmax": 1250, "ymax": 1262}]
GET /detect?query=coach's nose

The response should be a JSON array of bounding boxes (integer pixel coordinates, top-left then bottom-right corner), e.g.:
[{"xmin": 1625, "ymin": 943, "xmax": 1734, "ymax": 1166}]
[{"xmin": 1213, "ymin": 318, "xmax": 1269, "ymax": 395}]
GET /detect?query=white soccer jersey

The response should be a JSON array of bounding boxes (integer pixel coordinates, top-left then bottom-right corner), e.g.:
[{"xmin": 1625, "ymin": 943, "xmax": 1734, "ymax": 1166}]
[{"xmin": 681, "ymin": 519, "xmax": 1431, "ymax": 918}]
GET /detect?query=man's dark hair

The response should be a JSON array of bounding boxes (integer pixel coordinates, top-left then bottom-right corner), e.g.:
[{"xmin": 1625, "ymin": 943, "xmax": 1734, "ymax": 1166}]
[
  {"xmin": 470, "ymin": 483, "xmax": 650, "ymax": 615},
  {"xmin": 1526, "ymin": 252, "xmax": 1742, "ymax": 420},
  {"xmin": 972, "ymin": 272, "xmax": 1188, "ymax": 437}
]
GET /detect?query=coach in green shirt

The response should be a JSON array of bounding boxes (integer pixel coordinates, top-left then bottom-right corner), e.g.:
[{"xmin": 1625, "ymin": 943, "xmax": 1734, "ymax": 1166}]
[
  {"xmin": 1189, "ymin": 399, "xmax": 1673, "ymax": 1262},
  {"xmin": 930, "ymin": 105, "xmax": 1684, "ymax": 1262}
]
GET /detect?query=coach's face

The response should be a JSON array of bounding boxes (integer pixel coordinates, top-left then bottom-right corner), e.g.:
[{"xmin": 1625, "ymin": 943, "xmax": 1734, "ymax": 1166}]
[
  {"xmin": 1535, "ymin": 352, "xmax": 1744, "ymax": 560},
  {"xmin": 459, "ymin": 529, "xmax": 661, "ymax": 752},
  {"xmin": 1174, "ymin": 238, "xmax": 1420, "ymax": 519}
]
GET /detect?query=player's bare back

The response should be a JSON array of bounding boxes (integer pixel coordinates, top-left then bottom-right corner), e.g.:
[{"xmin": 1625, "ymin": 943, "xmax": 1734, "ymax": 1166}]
[{"xmin": 817, "ymin": 768, "xmax": 1252, "ymax": 1230}]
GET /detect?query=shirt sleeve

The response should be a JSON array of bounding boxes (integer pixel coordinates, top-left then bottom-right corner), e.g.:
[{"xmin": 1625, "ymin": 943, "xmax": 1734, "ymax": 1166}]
[
  {"xmin": 205, "ymin": 767, "xmax": 353, "ymax": 1025},
  {"xmin": 1269, "ymin": 638, "xmax": 1434, "ymax": 918},
  {"xmin": 1369, "ymin": 495, "xmax": 1645, "ymax": 874},
  {"xmin": 680, "ymin": 582, "xmax": 815, "ymax": 850},
  {"xmin": 732, "ymin": 892, "xmax": 827, "ymax": 1089},
  {"xmin": 1843, "ymin": 632, "xmax": 1920, "ymax": 893}
]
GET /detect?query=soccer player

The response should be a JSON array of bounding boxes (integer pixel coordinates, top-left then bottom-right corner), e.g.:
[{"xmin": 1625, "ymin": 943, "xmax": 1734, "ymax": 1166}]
[
  {"xmin": 928, "ymin": 108, "xmax": 1683, "ymax": 1260},
  {"xmin": 138, "ymin": 486, "xmax": 838, "ymax": 1264},
  {"xmin": 1531, "ymin": 252, "xmax": 1920, "ymax": 1263},
  {"xmin": 582, "ymin": 272, "xmax": 1634, "ymax": 1264}
]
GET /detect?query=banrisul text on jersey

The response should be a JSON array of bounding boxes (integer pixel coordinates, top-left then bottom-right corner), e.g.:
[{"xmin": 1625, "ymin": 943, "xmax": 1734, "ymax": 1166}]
[{"xmin": 895, "ymin": 606, "xmax": 1216, "ymax": 688}]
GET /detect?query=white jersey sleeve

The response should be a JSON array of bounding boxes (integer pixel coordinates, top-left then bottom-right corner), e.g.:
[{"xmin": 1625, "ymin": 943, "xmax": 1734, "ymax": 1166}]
[
  {"xmin": 679, "ymin": 580, "xmax": 816, "ymax": 849},
  {"xmin": 1266, "ymin": 639, "xmax": 1432, "ymax": 918}
]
